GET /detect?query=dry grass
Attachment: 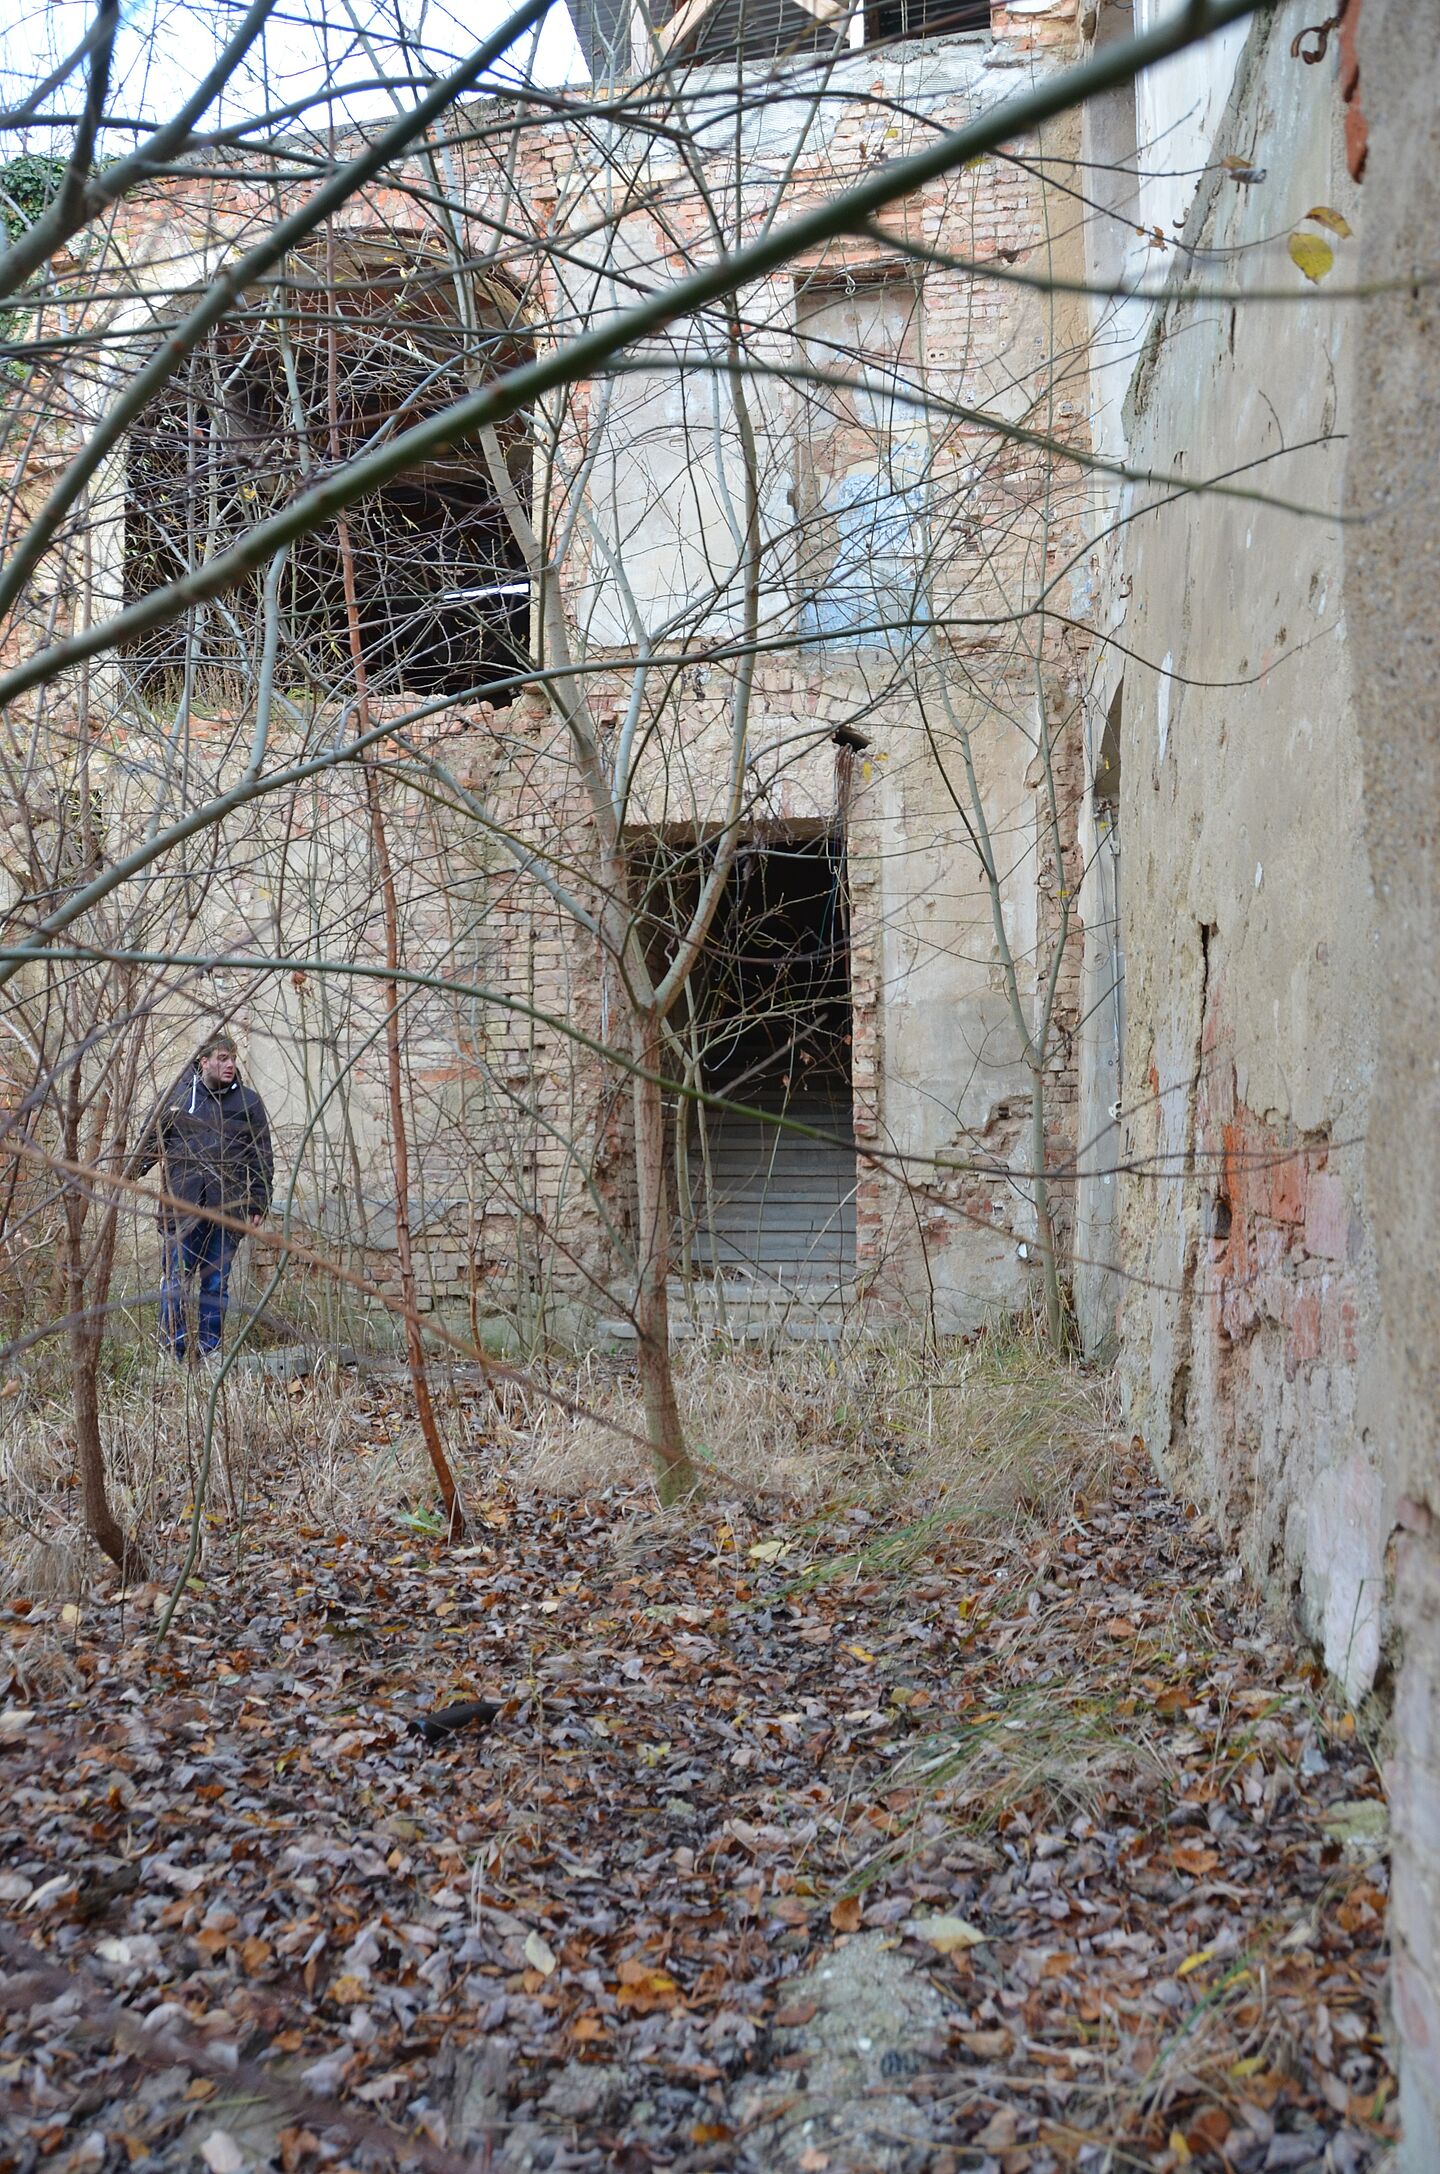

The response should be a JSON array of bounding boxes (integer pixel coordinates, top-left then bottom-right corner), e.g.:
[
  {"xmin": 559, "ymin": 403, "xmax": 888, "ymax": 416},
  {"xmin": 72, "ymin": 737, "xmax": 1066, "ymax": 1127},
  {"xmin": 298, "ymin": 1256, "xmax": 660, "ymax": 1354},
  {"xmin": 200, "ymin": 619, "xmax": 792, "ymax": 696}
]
[
  {"xmin": 0, "ymin": 1352, "xmax": 398, "ymax": 1600},
  {"xmin": 0, "ymin": 1321, "xmax": 1116, "ymax": 1609},
  {"xmin": 515, "ymin": 1323, "xmax": 1117, "ymax": 1521}
]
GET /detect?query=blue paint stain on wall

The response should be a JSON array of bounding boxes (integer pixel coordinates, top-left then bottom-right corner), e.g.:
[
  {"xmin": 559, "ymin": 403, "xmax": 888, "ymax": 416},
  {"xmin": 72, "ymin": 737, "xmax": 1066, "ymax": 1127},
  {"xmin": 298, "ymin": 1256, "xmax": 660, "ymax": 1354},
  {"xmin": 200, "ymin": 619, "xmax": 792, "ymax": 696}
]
[{"xmin": 799, "ymin": 471, "xmax": 931, "ymax": 648}]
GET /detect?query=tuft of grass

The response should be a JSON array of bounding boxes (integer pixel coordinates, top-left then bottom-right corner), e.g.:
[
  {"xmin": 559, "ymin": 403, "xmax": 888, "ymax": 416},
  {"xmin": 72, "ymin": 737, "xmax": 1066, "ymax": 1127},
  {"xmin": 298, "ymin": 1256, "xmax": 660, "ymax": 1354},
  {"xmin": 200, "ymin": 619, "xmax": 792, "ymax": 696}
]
[
  {"xmin": 516, "ymin": 1322, "xmax": 1116, "ymax": 1516},
  {"xmin": 855, "ymin": 1686, "xmax": 1159, "ymax": 1885},
  {"xmin": 0, "ymin": 1317, "xmax": 1113, "ymax": 1634}
]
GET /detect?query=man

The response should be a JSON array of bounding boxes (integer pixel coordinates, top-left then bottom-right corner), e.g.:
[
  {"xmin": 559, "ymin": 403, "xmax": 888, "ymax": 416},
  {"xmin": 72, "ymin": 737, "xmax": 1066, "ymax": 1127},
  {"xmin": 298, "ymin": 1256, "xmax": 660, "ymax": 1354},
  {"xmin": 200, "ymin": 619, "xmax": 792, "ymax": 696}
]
[{"xmin": 138, "ymin": 1035, "xmax": 274, "ymax": 1361}]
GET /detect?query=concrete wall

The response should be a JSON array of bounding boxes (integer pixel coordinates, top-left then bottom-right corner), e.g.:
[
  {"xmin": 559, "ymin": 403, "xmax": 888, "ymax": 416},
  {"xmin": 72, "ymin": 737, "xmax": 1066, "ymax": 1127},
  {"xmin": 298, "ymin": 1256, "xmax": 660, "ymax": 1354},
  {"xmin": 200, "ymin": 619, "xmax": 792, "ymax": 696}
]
[
  {"xmin": 1346, "ymin": 10, "xmax": 1440, "ymax": 2160},
  {"xmin": 1076, "ymin": 3, "xmax": 1382, "ymax": 1686},
  {"xmin": 1076, "ymin": 1, "xmax": 1440, "ymax": 2150}
]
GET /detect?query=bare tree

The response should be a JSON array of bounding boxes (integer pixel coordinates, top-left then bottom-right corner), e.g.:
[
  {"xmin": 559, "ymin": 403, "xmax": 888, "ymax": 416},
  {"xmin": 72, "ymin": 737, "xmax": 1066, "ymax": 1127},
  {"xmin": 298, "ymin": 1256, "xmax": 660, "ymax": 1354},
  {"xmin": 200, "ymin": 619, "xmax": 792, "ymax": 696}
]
[{"xmin": 0, "ymin": 0, "xmax": 1269, "ymax": 1544}]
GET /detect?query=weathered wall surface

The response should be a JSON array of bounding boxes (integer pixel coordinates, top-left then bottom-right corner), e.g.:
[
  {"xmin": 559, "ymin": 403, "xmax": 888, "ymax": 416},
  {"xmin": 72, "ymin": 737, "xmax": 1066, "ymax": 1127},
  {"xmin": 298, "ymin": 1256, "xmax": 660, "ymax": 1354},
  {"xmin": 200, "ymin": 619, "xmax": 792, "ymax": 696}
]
[
  {"xmin": 1077, "ymin": 3, "xmax": 1440, "ymax": 2150},
  {"xmin": 512, "ymin": 24, "xmax": 1092, "ymax": 1333},
  {"xmin": 1346, "ymin": 9, "xmax": 1440, "ymax": 2160},
  {"xmin": 1077, "ymin": 5, "xmax": 1382, "ymax": 1683},
  {"xmin": 9, "ymin": 6, "xmax": 1090, "ymax": 1344},
  {"xmin": 406, "ymin": 23, "xmax": 1092, "ymax": 1338}
]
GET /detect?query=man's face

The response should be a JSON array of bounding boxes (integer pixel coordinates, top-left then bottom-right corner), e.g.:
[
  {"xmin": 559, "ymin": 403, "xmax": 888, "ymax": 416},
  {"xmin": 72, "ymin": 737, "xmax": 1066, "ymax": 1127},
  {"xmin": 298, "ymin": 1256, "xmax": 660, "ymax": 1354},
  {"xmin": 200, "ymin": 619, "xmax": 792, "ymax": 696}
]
[{"xmin": 200, "ymin": 1047, "xmax": 237, "ymax": 1089}]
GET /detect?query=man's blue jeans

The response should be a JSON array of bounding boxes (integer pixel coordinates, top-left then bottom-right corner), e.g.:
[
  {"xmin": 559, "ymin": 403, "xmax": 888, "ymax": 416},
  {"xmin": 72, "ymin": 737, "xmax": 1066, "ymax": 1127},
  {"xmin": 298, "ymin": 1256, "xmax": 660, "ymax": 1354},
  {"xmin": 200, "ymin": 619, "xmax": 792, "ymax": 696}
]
[{"xmin": 160, "ymin": 1223, "xmax": 240, "ymax": 1359}]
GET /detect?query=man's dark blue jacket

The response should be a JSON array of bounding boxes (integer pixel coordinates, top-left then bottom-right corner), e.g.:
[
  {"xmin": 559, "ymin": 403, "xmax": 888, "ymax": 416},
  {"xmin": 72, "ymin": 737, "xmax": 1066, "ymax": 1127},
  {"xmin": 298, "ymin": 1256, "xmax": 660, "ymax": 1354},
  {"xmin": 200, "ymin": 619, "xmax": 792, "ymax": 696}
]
[{"xmin": 137, "ymin": 1067, "xmax": 274, "ymax": 1234}]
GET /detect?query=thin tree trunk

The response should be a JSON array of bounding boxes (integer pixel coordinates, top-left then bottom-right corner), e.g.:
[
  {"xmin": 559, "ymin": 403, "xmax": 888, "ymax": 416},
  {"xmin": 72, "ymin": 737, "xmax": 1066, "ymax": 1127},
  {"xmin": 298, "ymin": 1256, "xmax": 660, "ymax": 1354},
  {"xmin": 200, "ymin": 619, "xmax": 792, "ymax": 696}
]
[
  {"xmin": 62, "ymin": 1063, "xmax": 141, "ymax": 1576},
  {"xmin": 70, "ymin": 1310, "xmax": 140, "ymax": 1576},
  {"xmin": 475, "ymin": 417, "xmax": 703, "ymax": 1496},
  {"xmin": 1029, "ymin": 1064, "xmax": 1062, "ymax": 1346},
  {"xmin": 632, "ymin": 1014, "xmax": 697, "ymax": 1502},
  {"xmin": 364, "ymin": 760, "xmax": 464, "ymax": 1533}
]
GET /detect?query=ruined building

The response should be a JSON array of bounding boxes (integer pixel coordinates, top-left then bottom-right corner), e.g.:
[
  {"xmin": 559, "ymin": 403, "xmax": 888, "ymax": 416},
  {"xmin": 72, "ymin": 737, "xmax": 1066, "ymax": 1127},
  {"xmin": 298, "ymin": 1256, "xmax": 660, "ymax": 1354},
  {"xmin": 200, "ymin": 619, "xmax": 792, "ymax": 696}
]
[
  {"xmin": 68, "ymin": 0, "xmax": 1090, "ymax": 1346},
  {"xmin": 4, "ymin": 0, "xmax": 1438, "ymax": 2154}
]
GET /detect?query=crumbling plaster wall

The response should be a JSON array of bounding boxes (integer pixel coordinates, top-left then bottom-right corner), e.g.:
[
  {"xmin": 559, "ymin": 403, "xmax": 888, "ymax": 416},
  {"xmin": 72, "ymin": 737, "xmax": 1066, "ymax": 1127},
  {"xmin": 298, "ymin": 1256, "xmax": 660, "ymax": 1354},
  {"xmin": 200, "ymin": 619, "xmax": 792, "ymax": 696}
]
[
  {"xmin": 1345, "ymin": 9, "xmax": 1440, "ymax": 2160},
  {"xmin": 1079, "ymin": 6, "xmax": 1382, "ymax": 1691},
  {"xmin": 496, "ymin": 22, "xmax": 1092, "ymax": 1332},
  {"xmin": 23, "ymin": 6, "xmax": 1090, "ymax": 1339},
  {"xmin": 847, "ymin": 658, "xmax": 1083, "ymax": 1336},
  {"xmin": 1092, "ymin": 6, "xmax": 1440, "ymax": 2150}
]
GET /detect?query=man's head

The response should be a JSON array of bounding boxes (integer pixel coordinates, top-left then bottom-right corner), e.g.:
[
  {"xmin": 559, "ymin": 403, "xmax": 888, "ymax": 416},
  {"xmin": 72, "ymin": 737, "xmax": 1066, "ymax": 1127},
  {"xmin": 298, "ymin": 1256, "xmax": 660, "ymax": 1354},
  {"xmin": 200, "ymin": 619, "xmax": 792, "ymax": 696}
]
[{"xmin": 195, "ymin": 1036, "xmax": 238, "ymax": 1090}]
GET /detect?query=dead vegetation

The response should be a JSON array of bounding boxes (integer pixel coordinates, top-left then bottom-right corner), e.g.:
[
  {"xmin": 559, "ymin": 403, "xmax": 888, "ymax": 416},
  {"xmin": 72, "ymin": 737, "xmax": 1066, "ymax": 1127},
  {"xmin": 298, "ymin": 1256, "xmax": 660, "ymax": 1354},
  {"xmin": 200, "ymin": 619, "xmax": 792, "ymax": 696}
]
[
  {"xmin": 0, "ymin": 1323, "xmax": 1115, "ymax": 1601},
  {"xmin": 512, "ymin": 1325, "xmax": 1118, "ymax": 1512},
  {"xmin": 0, "ymin": 1330, "xmax": 1394, "ymax": 2173}
]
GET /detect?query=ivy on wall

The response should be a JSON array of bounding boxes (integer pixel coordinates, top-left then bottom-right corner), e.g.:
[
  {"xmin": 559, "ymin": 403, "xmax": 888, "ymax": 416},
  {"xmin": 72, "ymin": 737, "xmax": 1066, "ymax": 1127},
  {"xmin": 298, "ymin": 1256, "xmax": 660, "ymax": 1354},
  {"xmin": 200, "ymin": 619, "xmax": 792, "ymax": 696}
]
[
  {"xmin": 0, "ymin": 155, "xmax": 68, "ymax": 377},
  {"xmin": 0, "ymin": 152, "xmax": 68, "ymax": 240}
]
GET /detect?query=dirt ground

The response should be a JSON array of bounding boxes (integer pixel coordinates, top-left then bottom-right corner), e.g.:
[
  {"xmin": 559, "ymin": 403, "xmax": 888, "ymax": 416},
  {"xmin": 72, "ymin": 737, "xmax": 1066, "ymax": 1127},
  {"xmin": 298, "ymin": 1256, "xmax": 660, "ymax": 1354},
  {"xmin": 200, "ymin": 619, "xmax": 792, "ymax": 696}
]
[{"xmin": 0, "ymin": 1379, "xmax": 1395, "ymax": 2174}]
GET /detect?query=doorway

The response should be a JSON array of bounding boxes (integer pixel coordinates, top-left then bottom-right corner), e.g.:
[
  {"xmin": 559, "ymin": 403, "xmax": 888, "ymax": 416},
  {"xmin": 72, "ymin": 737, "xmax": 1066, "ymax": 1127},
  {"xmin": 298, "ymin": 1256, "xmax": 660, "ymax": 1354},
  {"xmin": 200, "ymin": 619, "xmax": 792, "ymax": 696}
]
[{"xmin": 638, "ymin": 829, "xmax": 857, "ymax": 1292}]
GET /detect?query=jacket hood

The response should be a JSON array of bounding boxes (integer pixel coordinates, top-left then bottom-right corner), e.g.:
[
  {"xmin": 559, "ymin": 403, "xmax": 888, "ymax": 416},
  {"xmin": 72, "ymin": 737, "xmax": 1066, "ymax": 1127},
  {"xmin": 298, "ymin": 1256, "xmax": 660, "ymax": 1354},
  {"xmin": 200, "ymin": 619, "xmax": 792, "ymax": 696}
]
[{"xmin": 185, "ymin": 1066, "xmax": 239, "ymax": 1113}]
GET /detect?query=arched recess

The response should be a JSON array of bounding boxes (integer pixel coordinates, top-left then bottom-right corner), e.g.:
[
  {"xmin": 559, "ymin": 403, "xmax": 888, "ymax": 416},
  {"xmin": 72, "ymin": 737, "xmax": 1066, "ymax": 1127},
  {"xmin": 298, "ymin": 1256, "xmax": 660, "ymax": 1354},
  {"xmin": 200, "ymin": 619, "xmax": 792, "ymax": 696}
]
[{"xmin": 121, "ymin": 234, "xmax": 534, "ymax": 705}]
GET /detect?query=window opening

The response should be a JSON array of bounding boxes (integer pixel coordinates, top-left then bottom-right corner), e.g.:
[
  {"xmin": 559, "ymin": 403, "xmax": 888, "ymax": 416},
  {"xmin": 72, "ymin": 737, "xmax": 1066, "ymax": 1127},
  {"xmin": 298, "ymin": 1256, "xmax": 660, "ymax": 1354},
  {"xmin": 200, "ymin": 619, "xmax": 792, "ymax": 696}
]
[
  {"xmin": 1094, "ymin": 680, "xmax": 1124, "ymax": 1099},
  {"xmin": 793, "ymin": 271, "xmax": 931, "ymax": 651},
  {"xmin": 123, "ymin": 237, "xmax": 533, "ymax": 705},
  {"xmin": 655, "ymin": 0, "xmax": 844, "ymax": 63},
  {"xmin": 568, "ymin": 0, "xmax": 632, "ymax": 79},
  {"xmin": 1095, "ymin": 680, "xmax": 1122, "ymax": 812},
  {"xmin": 634, "ymin": 829, "xmax": 856, "ymax": 1287},
  {"xmin": 862, "ymin": 0, "xmax": 989, "ymax": 49}
]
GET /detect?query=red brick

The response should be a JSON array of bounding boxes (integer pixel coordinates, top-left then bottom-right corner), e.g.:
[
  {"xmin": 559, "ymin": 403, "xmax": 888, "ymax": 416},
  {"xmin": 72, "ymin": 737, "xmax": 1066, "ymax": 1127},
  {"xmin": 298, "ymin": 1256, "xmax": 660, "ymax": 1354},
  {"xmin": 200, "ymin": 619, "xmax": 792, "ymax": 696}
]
[
  {"xmin": 1285, "ymin": 1287, "xmax": 1323, "ymax": 1379},
  {"xmin": 1303, "ymin": 1171, "xmax": 1350, "ymax": 1261},
  {"xmin": 1265, "ymin": 1149, "xmax": 1308, "ymax": 1225},
  {"xmin": 1321, "ymin": 1280, "xmax": 1361, "ymax": 1367}
]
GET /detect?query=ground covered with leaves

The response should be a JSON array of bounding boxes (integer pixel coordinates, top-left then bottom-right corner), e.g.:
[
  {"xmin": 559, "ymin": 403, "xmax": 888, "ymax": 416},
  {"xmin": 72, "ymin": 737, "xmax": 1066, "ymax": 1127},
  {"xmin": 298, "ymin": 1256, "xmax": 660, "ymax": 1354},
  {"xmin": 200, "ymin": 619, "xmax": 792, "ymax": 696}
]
[{"xmin": 0, "ymin": 1373, "xmax": 1395, "ymax": 2174}]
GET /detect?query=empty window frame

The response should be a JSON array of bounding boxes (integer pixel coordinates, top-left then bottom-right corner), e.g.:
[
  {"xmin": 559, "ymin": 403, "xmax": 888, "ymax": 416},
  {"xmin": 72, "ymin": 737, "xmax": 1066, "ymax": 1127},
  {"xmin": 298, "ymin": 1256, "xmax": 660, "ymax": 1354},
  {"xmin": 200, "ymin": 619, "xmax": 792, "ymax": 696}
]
[
  {"xmin": 793, "ymin": 271, "xmax": 932, "ymax": 651},
  {"xmin": 652, "ymin": 0, "xmax": 989, "ymax": 60},
  {"xmin": 655, "ymin": 0, "xmax": 846, "ymax": 64},
  {"xmin": 863, "ymin": 0, "xmax": 989, "ymax": 46},
  {"xmin": 1094, "ymin": 680, "xmax": 1122, "ymax": 817},
  {"xmin": 122, "ymin": 238, "xmax": 533, "ymax": 703}
]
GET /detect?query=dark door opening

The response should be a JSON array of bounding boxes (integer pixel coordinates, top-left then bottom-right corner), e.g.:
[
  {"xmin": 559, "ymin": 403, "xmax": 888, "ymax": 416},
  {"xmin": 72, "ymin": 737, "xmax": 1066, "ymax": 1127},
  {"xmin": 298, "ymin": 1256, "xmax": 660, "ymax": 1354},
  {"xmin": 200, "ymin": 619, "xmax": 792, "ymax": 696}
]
[{"xmin": 635, "ymin": 829, "xmax": 856, "ymax": 1289}]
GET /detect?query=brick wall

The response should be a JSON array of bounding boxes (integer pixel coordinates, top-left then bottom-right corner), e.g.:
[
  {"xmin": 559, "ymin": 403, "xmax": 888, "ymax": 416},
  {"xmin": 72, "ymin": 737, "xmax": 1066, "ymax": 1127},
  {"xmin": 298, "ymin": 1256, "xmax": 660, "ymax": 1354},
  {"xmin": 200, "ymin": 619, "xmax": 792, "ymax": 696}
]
[{"xmin": 5, "ymin": 7, "xmax": 1092, "ymax": 1340}]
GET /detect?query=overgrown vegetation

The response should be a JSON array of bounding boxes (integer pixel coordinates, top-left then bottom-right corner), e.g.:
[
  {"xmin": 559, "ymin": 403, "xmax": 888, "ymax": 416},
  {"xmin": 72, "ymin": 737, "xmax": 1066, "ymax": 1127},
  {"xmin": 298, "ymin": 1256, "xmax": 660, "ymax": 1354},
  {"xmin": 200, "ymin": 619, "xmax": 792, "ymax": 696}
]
[
  {"xmin": 0, "ymin": 1330, "xmax": 1395, "ymax": 2170},
  {"xmin": 0, "ymin": 1323, "xmax": 1107, "ymax": 1596}
]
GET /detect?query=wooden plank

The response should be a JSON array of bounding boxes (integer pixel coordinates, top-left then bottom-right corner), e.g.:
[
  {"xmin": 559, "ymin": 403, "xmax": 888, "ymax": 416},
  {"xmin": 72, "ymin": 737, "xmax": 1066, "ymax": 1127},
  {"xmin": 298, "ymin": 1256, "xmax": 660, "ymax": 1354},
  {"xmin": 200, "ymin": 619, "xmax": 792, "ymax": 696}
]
[
  {"xmin": 696, "ymin": 1179, "xmax": 856, "ymax": 1201},
  {"xmin": 681, "ymin": 1097, "xmax": 857, "ymax": 1275}
]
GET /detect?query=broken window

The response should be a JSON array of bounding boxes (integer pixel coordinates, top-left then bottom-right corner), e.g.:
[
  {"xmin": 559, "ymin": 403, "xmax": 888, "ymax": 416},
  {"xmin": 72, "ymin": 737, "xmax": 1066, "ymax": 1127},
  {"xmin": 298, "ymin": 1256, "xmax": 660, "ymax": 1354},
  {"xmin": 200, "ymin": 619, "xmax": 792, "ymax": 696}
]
[
  {"xmin": 655, "ymin": 0, "xmax": 846, "ymax": 64},
  {"xmin": 793, "ymin": 271, "xmax": 932, "ymax": 651},
  {"xmin": 862, "ymin": 0, "xmax": 989, "ymax": 47},
  {"xmin": 1095, "ymin": 680, "xmax": 1122, "ymax": 815},
  {"xmin": 1092, "ymin": 678, "xmax": 1124, "ymax": 1108},
  {"xmin": 649, "ymin": 0, "xmax": 988, "ymax": 61},
  {"xmin": 635, "ymin": 829, "xmax": 856, "ymax": 1288},
  {"xmin": 567, "ymin": 0, "xmax": 633, "ymax": 79},
  {"xmin": 122, "ymin": 238, "xmax": 533, "ymax": 704}
]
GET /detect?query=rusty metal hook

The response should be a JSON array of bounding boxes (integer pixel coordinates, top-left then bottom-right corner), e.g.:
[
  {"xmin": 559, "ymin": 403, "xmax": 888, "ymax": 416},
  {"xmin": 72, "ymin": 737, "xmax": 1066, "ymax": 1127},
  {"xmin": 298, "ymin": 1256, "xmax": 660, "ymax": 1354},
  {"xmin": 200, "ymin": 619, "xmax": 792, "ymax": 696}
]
[{"xmin": 1290, "ymin": 0, "xmax": 1347, "ymax": 65}]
